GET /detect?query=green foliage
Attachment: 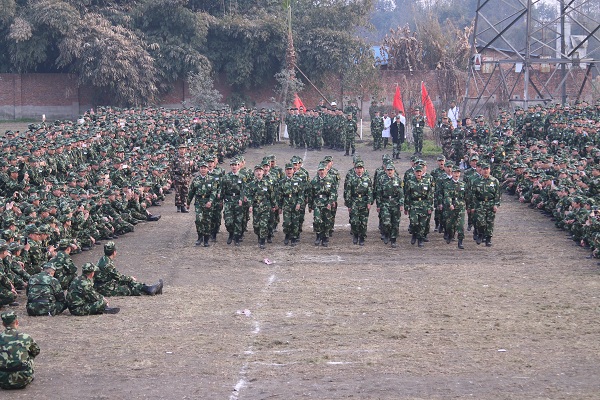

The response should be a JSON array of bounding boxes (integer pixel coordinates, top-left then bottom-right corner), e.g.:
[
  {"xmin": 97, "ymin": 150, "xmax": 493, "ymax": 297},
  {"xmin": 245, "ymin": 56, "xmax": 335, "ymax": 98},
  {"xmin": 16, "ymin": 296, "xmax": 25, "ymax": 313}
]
[{"xmin": 187, "ymin": 67, "xmax": 223, "ymax": 110}]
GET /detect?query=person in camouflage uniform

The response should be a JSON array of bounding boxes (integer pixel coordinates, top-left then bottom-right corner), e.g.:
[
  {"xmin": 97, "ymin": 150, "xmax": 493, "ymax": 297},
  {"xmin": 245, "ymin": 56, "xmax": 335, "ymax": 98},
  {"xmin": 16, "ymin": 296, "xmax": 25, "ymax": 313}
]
[
  {"xmin": 374, "ymin": 163, "xmax": 404, "ymax": 248},
  {"xmin": 309, "ymin": 162, "xmax": 337, "ymax": 247},
  {"xmin": 187, "ymin": 160, "xmax": 217, "ymax": 247},
  {"xmin": 5, "ymin": 242, "xmax": 30, "ymax": 290},
  {"xmin": 95, "ymin": 242, "xmax": 162, "ymax": 296},
  {"xmin": 246, "ymin": 165, "xmax": 276, "ymax": 249},
  {"xmin": 171, "ymin": 144, "xmax": 193, "ymax": 212},
  {"xmin": 21, "ymin": 225, "xmax": 46, "ymax": 276},
  {"xmin": 26, "ymin": 263, "xmax": 67, "ymax": 316},
  {"xmin": 0, "ymin": 311, "xmax": 40, "ymax": 390},
  {"xmin": 206, "ymin": 155, "xmax": 225, "ymax": 242},
  {"xmin": 404, "ymin": 164, "xmax": 434, "ymax": 247},
  {"xmin": 411, "ymin": 108, "xmax": 426, "ymax": 155},
  {"xmin": 470, "ymin": 162, "xmax": 501, "ymax": 246},
  {"xmin": 344, "ymin": 113, "xmax": 357, "ymax": 156},
  {"xmin": 67, "ymin": 262, "xmax": 119, "ymax": 316},
  {"xmin": 48, "ymin": 239, "xmax": 78, "ymax": 291},
  {"xmin": 443, "ymin": 166, "xmax": 467, "ymax": 249},
  {"xmin": 439, "ymin": 116, "xmax": 454, "ymax": 159},
  {"xmin": 278, "ymin": 163, "xmax": 304, "ymax": 246},
  {"xmin": 344, "ymin": 160, "xmax": 373, "ymax": 245},
  {"xmin": 0, "ymin": 242, "xmax": 18, "ymax": 308},
  {"xmin": 220, "ymin": 158, "xmax": 246, "ymax": 246},
  {"xmin": 371, "ymin": 111, "xmax": 384, "ymax": 150}
]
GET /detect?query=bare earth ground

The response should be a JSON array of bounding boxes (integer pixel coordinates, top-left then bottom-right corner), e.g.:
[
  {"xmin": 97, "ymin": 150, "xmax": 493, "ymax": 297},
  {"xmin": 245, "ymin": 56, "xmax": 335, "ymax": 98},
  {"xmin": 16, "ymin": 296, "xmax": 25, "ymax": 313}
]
[{"xmin": 2, "ymin": 123, "xmax": 600, "ymax": 399}]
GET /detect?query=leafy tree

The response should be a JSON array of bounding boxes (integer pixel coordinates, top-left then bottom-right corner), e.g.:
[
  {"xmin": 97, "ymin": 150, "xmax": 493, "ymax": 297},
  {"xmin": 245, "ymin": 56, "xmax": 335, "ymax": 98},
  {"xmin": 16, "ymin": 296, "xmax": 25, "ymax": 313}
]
[{"xmin": 187, "ymin": 67, "xmax": 223, "ymax": 110}]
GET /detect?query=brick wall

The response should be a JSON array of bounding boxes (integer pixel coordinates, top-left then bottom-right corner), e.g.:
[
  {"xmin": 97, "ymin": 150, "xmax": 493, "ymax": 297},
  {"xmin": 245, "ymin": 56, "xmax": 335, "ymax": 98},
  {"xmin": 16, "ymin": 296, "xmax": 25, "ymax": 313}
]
[{"xmin": 0, "ymin": 69, "xmax": 595, "ymax": 121}]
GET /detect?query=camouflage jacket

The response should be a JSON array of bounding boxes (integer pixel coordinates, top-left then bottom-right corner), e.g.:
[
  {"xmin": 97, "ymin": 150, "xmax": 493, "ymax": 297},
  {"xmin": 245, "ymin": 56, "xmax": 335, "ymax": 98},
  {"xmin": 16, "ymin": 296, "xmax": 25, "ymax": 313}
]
[
  {"xmin": 0, "ymin": 327, "xmax": 40, "ymax": 372},
  {"xmin": 95, "ymin": 255, "xmax": 134, "ymax": 288},
  {"xmin": 375, "ymin": 173, "xmax": 404, "ymax": 208},
  {"xmin": 67, "ymin": 275, "xmax": 107, "ymax": 314},
  {"xmin": 26, "ymin": 272, "xmax": 64, "ymax": 305},
  {"xmin": 404, "ymin": 175, "xmax": 434, "ymax": 211},
  {"xmin": 187, "ymin": 174, "xmax": 217, "ymax": 206},
  {"xmin": 48, "ymin": 251, "xmax": 78, "ymax": 291}
]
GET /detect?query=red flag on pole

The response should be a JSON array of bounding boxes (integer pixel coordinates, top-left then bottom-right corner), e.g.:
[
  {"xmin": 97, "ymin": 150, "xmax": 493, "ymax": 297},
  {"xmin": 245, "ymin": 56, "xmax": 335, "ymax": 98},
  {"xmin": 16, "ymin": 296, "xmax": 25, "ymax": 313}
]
[
  {"xmin": 392, "ymin": 85, "xmax": 405, "ymax": 113},
  {"xmin": 421, "ymin": 81, "xmax": 436, "ymax": 129},
  {"xmin": 293, "ymin": 93, "xmax": 305, "ymax": 110}
]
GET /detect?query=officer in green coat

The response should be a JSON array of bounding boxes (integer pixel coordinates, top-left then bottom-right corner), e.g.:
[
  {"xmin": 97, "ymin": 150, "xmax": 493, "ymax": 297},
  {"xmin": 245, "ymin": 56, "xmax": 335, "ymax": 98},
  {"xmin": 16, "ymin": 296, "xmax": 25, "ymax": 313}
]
[{"xmin": 0, "ymin": 311, "xmax": 40, "ymax": 389}]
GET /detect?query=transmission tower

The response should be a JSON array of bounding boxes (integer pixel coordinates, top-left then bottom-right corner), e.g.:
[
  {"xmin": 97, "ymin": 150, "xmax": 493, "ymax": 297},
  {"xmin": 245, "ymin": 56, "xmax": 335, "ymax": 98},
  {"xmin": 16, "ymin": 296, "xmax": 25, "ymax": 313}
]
[{"xmin": 463, "ymin": 0, "xmax": 600, "ymax": 117}]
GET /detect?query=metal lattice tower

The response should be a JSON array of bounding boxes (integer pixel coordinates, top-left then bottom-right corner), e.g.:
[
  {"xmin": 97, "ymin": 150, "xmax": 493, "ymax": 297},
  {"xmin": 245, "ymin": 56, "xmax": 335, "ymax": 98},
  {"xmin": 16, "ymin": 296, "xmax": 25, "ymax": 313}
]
[{"xmin": 463, "ymin": 0, "xmax": 600, "ymax": 117}]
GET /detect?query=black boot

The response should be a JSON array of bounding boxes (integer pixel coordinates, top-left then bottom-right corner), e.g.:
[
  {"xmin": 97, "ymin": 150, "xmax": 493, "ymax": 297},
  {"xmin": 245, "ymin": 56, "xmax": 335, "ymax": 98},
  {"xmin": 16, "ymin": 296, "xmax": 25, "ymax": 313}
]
[
  {"xmin": 181, "ymin": 206, "xmax": 189, "ymax": 213},
  {"xmin": 227, "ymin": 232, "xmax": 234, "ymax": 245},
  {"xmin": 359, "ymin": 236, "xmax": 365, "ymax": 246},
  {"xmin": 147, "ymin": 213, "xmax": 161, "ymax": 221},
  {"xmin": 321, "ymin": 236, "xmax": 329, "ymax": 247},
  {"xmin": 458, "ymin": 239, "xmax": 464, "ymax": 249},
  {"xmin": 234, "ymin": 235, "xmax": 240, "ymax": 246},
  {"xmin": 476, "ymin": 233, "xmax": 483, "ymax": 245},
  {"xmin": 211, "ymin": 232, "xmax": 217, "ymax": 242},
  {"xmin": 418, "ymin": 238, "xmax": 424, "ymax": 248},
  {"xmin": 383, "ymin": 235, "xmax": 389, "ymax": 244},
  {"xmin": 290, "ymin": 238, "xmax": 297, "ymax": 247},
  {"xmin": 390, "ymin": 238, "xmax": 397, "ymax": 248},
  {"xmin": 411, "ymin": 233, "xmax": 417, "ymax": 245},
  {"xmin": 485, "ymin": 236, "xmax": 492, "ymax": 247},
  {"xmin": 314, "ymin": 234, "xmax": 322, "ymax": 246},
  {"xmin": 284, "ymin": 234, "xmax": 290, "ymax": 245},
  {"xmin": 203, "ymin": 235, "xmax": 210, "ymax": 247},
  {"xmin": 267, "ymin": 235, "xmax": 272, "ymax": 244},
  {"xmin": 259, "ymin": 238, "xmax": 266, "ymax": 249},
  {"xmin": 143, "ymin": 281, "xmax": 162, "ymax": 295},
  {"xmin": 195, "ymin": 234, "xmax": 202, "ymax": 246},
  {"xmin": 104, "ymin": 307, "xmax": 120, "ymax": 314},
  {"xmin": 353, "ymin": 234, "xmax": 358, "ymax": 245},
  {"xmin": 177, "ymin": 206, "xmax": 181, "ymax": 212}
]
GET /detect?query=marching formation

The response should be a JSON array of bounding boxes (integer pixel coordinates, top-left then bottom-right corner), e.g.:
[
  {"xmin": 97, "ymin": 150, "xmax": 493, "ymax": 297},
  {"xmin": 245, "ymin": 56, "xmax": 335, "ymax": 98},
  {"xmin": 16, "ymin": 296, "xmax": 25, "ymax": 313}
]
[{"xmin": 173, "ymin": 148, "xmax": 502, "ymax": 251}]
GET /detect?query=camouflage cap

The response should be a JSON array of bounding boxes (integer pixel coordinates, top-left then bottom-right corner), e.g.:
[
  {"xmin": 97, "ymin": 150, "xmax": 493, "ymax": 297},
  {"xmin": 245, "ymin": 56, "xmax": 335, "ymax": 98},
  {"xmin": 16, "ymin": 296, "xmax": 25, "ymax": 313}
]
[
  {"xmin": 452, "ymin": 166, "xmax": 461, "ymax": 172},
  {"xmin": 81, "ymin": 262, "xmax": 98, "ymax": 274},
  {"xmin": 354, "ymin": 160, "xmax": 365, "ymax": 168},
  {"xmin": 254, "ymin": 164, "xmax": 263, "ymax": 170},
  {"xmin": 317, "ymin": 162, "xmax": 327, "ymax": 170},
  {"xmin": 104, "ymin": 241, "xmax": 116, "ymax": 252},
  {"xmin": 42, "ymin": 262, "xmax": 56, "ymax": 271},
  {"xmin": 58, "ymin": 238, "xmax": 72, "ymax": 249},
  {"xmin": 414, "ymin": 164, "xmax": 424, "ymax": 172},
  {"xmin": 322, "ymin": 155, "xmax": 333, "ymax": 162},
  {"xmin": 0, "ymin": 239, "xmax": 7, "ymax": 252},
  {"xmin": 8, "ymin": 242, "xmax": 23, "ymax": 252},
  {"xmin": 1, "ymin": 311, "xmax": 17, "ymax": 325},
  {"xmin": 284, "ymin": 163, "xmax": 293, "ymax": 169}
]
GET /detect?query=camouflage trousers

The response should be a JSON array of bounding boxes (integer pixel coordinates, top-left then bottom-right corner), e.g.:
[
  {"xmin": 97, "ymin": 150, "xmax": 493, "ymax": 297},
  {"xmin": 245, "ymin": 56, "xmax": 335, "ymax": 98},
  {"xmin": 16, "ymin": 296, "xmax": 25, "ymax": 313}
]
[
  {"xmin": 372, "ymin": 133, "xmax": 382, "ymax": 150},
  {"xmin": 0, "ymin": 362, "xmax": 35, "ymax": 389},
  {"xmin": 434, "ymin": 207, "xmax": 445, "ymax": 230},
  {"xmin": 0, "ymin": 289, "xmax": 16, "ymax": 306},
  {"xmin": 193, "ymin": 202, "xmax": 212, "ymax": 236},
  {"xmin": 379, "ymin": 203, "xmax": 401, "ymax": 239},
  {"xmin": 392, "ymin": 142, "xmax": 401, "ymax": 158},
  {"xmin": 96, "ymin": 281, "xmax": 145, "ymax": 296},
  {"xmin": 474, "ymin": 203, "xmax": 497, "ymax": 237},
  {"xmin": 26, "ymin": 300, "xmax": 67, "ymax": 316},
  {"xmin": 210, "ymin": 202, "xmax": 223, "ymax": 235},
  {"xmin": 413, "ymin": 131, "xmax": 424, "ymax": 153},
  {"xmin": 445, "ymin": 207, "xmax": 465, "ymax": 240},
  {"xmin": 409, "ymin": 206, "xmax": 430, "ymax": 239},
  {"xmin": 68, "ymin": 299, "xmax": 106, "ymax": 316},
  {"xmin": 312, "ymin": 204, "xmax": 332, "ymax": 236},
  {"xmin": 252, "ymin": 204, "xmax": 270, "ymax": 239},
  {"xmin": 223, "ymin": 200, "xmax": 245, "ymax": 237},
  {"xmin": 345, "ymin": 134, "xmax": 355, "ymax": 154},
  {"xmin": 350, "ymin": 204, "xmax": 370, "ymax": 237},
  {"xmin": 173, "ymin": 177, "xmax": 189, "ymax": 207},
  {"xmin": 281, "ymin": 206, "xmax": 302, "ymax": 239}
]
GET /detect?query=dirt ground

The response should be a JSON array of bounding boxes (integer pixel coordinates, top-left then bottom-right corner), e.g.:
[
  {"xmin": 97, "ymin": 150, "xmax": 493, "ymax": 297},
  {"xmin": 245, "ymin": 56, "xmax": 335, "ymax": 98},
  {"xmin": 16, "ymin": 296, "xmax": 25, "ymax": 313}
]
[{"xmin": 3, "ymin": 126, "xmax": 600, "ymax": 399}]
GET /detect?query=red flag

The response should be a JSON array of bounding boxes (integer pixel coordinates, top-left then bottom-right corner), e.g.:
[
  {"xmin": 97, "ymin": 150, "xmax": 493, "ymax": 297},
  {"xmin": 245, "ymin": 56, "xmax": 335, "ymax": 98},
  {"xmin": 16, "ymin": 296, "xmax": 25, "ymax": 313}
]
[
  {"xmin": 293, "ymin": 93, "xmax": 305, "ymax": 110},
  {"xmin": 421, "ymin": 82, "xmax": 436, "ymax": 129},
  {"xmin": 392, "ymin": 86, "xmax": 405, "ymax": 113}
]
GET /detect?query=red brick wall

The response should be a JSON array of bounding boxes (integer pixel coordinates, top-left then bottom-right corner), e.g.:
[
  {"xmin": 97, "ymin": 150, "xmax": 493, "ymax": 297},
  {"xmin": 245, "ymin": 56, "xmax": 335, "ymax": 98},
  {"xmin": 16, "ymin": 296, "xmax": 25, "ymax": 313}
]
[{"xmin": 0, "ymin": 70, "xmax": 595, "ymax": 120}]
